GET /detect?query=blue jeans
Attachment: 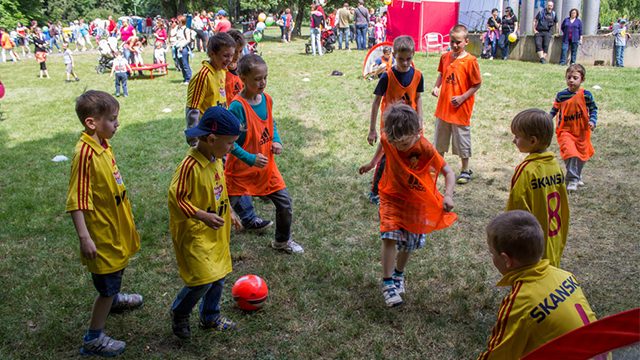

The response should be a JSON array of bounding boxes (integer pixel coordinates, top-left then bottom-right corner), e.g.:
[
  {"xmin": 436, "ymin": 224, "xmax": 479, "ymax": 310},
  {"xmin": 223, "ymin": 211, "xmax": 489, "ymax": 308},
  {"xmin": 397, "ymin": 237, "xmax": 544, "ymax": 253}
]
[
  {"xmin": 356, "ymin": 24, "xmax": 367, "ymax": 50},
  {"xmin": 338, "ymin": 27, "xmax": 350, "ymax": 49},
  {"xmin": 233, "ymin": 195, "xmax": 258, "ymax": 225},
  {"xmin": 123, "ymin": 48, "xmax": 131, "ymax": 63},
  {"xmin": 484, "ymin": 34, "xmax": 498, "ymax": 58},
  {"xmin": 180, "ymin": 47, "xmax": 192, "ymax": 81},
  {"xmin": 310, "ymin": 27, "xmax": 322, "ymax": 56},
  {"xmin": 560, "ymin": 42, "xmax": 579, "ymax": 65},
  {"xmin": 49, "ymin": 37, "xmax": 60, "ymax": 51},
  {"xmin": 115, "ymin": 73, "xmax": 128, "ymax": 96},
  {"xmin": 229, "ymin": 188, "xmax": 293, "ymax": 243},
  {"xmin": 615, "ymin": 45, "xmax": 625, "ymax": 67},
  {"xmin": 171, "ymin": 277, "xmax": 225, "ymax": 322},
  {"xmin": 498, "ymin": 33, "xmax": 510, "ymax": 59}
]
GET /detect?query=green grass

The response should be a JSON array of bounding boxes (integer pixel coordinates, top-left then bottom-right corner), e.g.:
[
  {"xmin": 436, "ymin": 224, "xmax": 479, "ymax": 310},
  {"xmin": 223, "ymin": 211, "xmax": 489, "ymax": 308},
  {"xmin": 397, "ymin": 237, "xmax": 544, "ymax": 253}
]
[{"xmin": 0, "ymin": 28, "xmax": 639, "ymax": 359}]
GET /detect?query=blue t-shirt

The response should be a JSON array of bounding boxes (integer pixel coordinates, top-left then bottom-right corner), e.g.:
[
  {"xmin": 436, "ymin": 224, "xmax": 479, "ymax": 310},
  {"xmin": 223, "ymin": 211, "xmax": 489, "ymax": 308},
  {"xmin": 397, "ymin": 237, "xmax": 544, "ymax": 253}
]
[
  {"xmin": 374, "ymin": 66, "xmax": 424, "ymax": 96},
  {"xmin": 374, "ymin": 56, "xmax": 395, "ymax": 67}
]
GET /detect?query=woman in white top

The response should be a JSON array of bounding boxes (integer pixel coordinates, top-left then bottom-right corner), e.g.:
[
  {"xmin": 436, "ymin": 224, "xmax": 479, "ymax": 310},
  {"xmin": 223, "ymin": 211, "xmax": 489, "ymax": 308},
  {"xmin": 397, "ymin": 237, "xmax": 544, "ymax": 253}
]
[{"xmin": 175, "ymin": 15, "xmax": 192, "ymax": 84}]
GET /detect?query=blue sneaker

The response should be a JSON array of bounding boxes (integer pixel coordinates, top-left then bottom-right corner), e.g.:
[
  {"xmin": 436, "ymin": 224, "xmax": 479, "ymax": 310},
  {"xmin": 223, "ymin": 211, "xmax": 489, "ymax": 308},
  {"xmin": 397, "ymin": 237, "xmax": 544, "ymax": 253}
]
[
  {"xmin": 80, "ymin": 332, "xmax": 126, "ymax": 356},
  {"xmin": 368, "ymin": 192, "xmax": 380, "ymax": 205}
]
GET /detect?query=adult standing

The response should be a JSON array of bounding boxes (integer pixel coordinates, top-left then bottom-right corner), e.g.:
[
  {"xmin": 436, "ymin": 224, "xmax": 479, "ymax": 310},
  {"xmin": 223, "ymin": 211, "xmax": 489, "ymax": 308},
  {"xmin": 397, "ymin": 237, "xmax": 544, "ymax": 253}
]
[
  {"xmin": 108, "ymin": 16, "xmax": 117, "ymax": 37},
  {"xmin": 559, "ymin": 8, "xmax": 583, "ymax": 66},
  {"xmin": 192, "ymin": 10, "xmax": 208, "ymax": 52},
  {"xmin": 16, "ymin": 22, "xmax": 30, "ymax": 56},
  {"xmin": 79, "ymin": 19, "xmax": 94, "ymax": 51},
  {"xmin": 498, "ymin": 6, "xmax": 518, "ymax": 60},
  {"xmin": 278, "ymin": 11, "xmax": 286, "ymax": 42},
  {"xmin": 154, "ymin": 20, "xmax": 167, "ymax": 47},
  {"xmin": 353, "ymin": 0, "xmax": 368, "ymax": 50},
  {"xmin": 484, "ymin": 8, "xmax": 501, "ymax": 60},
  {"xmin": 175, "ymin": 15, "xmax": 192, "ymax": 84},
  {"xmin": 168, "ymin": 18, "xmax": 181, "ymax": 72},
  {"xmin": 310, "ymin": 3, "xmax": 325, "ymax": 56},
  {"xmin": 48, "ymin": 20, "xmax": 61, "ymax": 53},
  {"xmin": 145, "ymin": 17, "xmax": 153, "ymax": 37},
  {"xmin": 215, "ymin": 10, "xmax": 231, "ymax": 33},
  {"xmin": 120, "ymin": 21, "xmax": 136, "ymax": 62},
  {"xmin": 336, "ymin": 3, "xmax": 351, "ymax": 50},
  {"xmin": 533, "ymin": 1, "xmax": 559, "ymax": 64},
  {"xmin": 283, "ymin": 9, "xmax": 293, "ymax": 43},
  {"xmin": 32, "ymin": 28, "xmax": 50, "ymax": 79}
]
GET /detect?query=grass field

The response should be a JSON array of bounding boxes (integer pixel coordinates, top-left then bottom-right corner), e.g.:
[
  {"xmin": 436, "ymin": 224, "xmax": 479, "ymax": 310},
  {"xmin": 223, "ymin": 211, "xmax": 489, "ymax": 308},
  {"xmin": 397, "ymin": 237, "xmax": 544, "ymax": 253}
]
[{"xmin": 0, "ymin": 28, "xmax": 638, "ymax": 359}]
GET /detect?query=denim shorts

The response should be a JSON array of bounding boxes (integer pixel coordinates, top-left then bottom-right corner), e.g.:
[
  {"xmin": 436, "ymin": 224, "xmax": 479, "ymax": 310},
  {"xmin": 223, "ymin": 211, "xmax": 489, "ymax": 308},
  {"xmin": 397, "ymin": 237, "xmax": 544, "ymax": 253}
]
[
  {"xmin": 381, "ymin": 229, "xmax": 426, "ymax": 252},
  {"xmin": 91, "ymin": 269, "xmax": 124, "ymax": 297}
]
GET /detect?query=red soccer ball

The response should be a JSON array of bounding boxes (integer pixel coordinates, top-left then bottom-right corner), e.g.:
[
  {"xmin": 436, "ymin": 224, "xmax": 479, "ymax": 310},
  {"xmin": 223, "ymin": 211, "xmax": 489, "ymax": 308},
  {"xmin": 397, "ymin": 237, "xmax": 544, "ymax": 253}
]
[{"xmin": 232, "ymin": 275, "xmax": 268, "ymax": 311}]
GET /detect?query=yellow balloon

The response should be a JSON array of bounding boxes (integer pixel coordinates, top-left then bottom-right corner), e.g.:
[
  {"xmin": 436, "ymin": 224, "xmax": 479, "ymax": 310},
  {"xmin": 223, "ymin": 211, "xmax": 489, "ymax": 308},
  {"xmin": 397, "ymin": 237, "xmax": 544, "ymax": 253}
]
[
  {"xmin": 508, "ymin": 32, "xmax": 517, "ymax": 42},
  {"xmin": 384, "ymin": 0, "xmax": 392, "ymax": 4},
  {"xmin": 258, "ymin": 13, "xmax": 266, "ymax": 22}
]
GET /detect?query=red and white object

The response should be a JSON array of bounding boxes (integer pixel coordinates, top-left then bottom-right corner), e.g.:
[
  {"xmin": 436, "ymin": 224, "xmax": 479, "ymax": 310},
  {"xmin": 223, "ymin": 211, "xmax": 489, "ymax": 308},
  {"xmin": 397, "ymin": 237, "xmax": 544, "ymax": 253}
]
[{"xmin": 232, "ymin": 275, "xmax": 269, "ymax": 311}]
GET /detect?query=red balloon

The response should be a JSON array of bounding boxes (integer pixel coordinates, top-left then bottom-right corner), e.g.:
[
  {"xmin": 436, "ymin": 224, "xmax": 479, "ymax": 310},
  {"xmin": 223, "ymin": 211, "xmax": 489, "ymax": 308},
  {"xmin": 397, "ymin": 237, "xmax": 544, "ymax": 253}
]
[{"xmin": 0, "ymin": 82, "xmax": 5, "ymax": 99}]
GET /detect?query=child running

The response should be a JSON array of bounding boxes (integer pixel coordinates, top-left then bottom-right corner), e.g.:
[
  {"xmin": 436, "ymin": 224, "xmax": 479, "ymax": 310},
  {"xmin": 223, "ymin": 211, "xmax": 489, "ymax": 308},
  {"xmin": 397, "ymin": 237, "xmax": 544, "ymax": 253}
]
[
  {"xmin": 431, "ymin": 25, "xmax": 482, "ymax": 184},
  {"xmin": 360, "ymin": 104, "xmax": 457, "ymax": 307},
  {"xmin": 478, "ymin": 210, "xmax": 598, "ymax": 359},
  {"xmin": 366, "ymin": 35, "xmax": 424, "ymax": 205},
  {"xmin": 225, "ymin": 30, "xmax": 247, "ymax": 103},
  {"xmin": 507, "ymin": 109, "xmax": 569, "ymax": 267},
  {"xmin": 550, "ymin": 64, "xmax": 597, "ymax": 192},
  {"xmin": 168, "ymin": 106, "xmax": 242, "ymax": 339},
  {"xmin": 62, "ymin": 42, "xmax": 80, "ymax": 83},
  {"xmin": 66, "ymin": 90, "xmax": 143, "ymax": 356},
  {"xmin": 225, "ymin": 54, "xmax": 304, "ymax": 254}
]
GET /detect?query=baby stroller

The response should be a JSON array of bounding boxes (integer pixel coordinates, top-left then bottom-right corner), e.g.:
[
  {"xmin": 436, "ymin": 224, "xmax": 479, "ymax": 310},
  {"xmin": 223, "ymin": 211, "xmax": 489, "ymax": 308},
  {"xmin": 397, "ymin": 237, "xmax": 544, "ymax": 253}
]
[
  {"xmin": 243, "ymin": 31, "xmax": 262, "ymax": 56},
  {"xmin": 305, "ymin": 27, "xmax": 335, "ymax": 54},
  {"xmin": 95, "ymin": 38, "xmax": 117, "ymax": 74}
]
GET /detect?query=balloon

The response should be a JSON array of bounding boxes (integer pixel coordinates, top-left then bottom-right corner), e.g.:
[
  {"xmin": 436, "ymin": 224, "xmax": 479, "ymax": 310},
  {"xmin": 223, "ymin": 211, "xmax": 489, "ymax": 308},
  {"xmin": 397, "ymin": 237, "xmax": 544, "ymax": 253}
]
[
  {"xmin": 258, "ymin": 13, "xmax": 266, "ymax": 22},
  {"xmin": 508, "ymin": 32, "xmax": 518, "ymax": 42},
  {"xmin": 256, "ymin": 21, "xmax": 266, "ymax": 31},
  {"xmin": 266, "ymin": 16, "xmax": 274, "ymax": 26},
  {"xmin": 253, "ymin": 31, "xmax": 263, "ymax": 42},
  {"xmin": 384, "ymin": 0, "xmax": 392, "ymax": 4},
  {"xmin": 43, "ymin": 26, "xmax": 49, "ymax": 32}
]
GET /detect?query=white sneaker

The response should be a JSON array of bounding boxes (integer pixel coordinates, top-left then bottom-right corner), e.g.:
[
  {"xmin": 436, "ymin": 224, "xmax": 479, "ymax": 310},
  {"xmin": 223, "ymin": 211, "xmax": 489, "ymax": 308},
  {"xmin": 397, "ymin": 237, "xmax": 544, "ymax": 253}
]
[
  {"xmin": 578, "ymin": 180, "xmax": 585, "ymax": 186},
  {"xmin": 392, "ymin": 275, "xmax": 405, "ymax": 294},
  {"xmin": 81, "ymin": 332, "xmax": 126, "ymax": 356},
  {"xmin": 382, "ymin": 283, "xmax": 403, "ymax": 307},
  {"xmin": 272, "ymin": 239, "xmax": 304, "ymax": 253},
  {"xmin": 567, "ymin": 181, "xmax": 578, "ymax": 191}
]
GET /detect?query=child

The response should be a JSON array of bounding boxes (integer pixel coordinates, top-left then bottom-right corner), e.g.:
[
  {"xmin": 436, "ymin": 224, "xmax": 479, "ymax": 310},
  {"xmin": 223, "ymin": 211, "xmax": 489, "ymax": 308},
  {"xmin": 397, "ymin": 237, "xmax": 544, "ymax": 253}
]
[
  {"xmin": 167, "ymin": 106, "xmax": 242, "ymax": 339},
  {"xmin": 367, "ymin": 35, "xmax": 424, "ymax": 205},
  {"xmin": 132, "ymin": 38, "xmax": 144, "ymax": 67},
  {"xmin": 368, "ymin": 45, "xmax": 394, "ymax": 80},
  {"xmin": 506, "ymin": 108, "xmax": 569, "ymax": 268},
  {"xmin": 65, "ymin": 90, "xmax": 143, "ymax": 356},
  {"xmin": 225, "ymin": 30, "xmax": 247, "ymax": 103},
  {"xmin": 153, "ymin": 41, "xmax": 166, "ymax": 74},
  {"xmin": 185, "ymin": 32, "xmax": 236, "ymax": 146},
  {"xmin": 367, "ymin": 21, "xmax": 376, "ymax": 49},
  {"xmin": 62, "ymin": 42, "xmax": 80, "ymax": 83},
  {"xmin": 1, "ymin": 28, "xmax": 18, "ymax": 62},
  {"xmin": 110, "ymin": 50, "xmax": 132, "ymax": 97},
  {"xmin": 549, "ymin": 64, "xmax": 597, "ymax": 192},
  {"xmin": 479, "ymin": 210, "xmax": 598, "ymax": 359},
  {"xmin": 607, "ymin": 18, "xmax": 632, "ymax": 67},
  {"xmin": 375, "ymin": 18, "xmax": 384, "ymax": 44},
  {"xmin": 431, "ymin": 25, "xmax": 482, "ymax": 184},
  {"xmin": 225, "ymin": 54, "xmax": 304, "ymax": 253},
  {"xmin": 359, "ymin": 104, "xmax": 456, "ymax": 307}
]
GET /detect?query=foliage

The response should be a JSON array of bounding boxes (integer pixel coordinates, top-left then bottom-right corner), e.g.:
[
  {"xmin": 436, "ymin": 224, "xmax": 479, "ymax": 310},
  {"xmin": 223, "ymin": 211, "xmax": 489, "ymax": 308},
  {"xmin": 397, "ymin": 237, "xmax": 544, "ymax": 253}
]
[
  {"xmin": 600, "ymin": 0, "xmax": 640, "ymax": 29},
  {"xmin": 0, "ymin": 0, "xmax": 29, "ymax": 29}
]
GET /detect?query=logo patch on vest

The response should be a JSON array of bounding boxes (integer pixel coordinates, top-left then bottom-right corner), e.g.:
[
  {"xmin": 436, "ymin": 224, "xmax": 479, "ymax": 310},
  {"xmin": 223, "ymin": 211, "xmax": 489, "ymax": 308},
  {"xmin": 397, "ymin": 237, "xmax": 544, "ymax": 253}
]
[
  {"xmin": 259, "ymin": 127, "xmax": 272, "ymax": 145},
  {"xmin": 407, "ymin": 174, "xmax": 426, "ymax": 191}
]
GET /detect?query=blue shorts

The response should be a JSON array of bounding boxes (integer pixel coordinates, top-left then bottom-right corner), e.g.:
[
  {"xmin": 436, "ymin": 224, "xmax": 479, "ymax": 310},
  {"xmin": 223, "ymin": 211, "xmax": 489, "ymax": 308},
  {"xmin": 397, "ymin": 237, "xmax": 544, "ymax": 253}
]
[
  {"xmin": 381, "ymin": 229, "xmax": 425, "ymax": 252},
  {"xmin": 91, "ymin": 269, "xmax": 124, "ymax": 297}
]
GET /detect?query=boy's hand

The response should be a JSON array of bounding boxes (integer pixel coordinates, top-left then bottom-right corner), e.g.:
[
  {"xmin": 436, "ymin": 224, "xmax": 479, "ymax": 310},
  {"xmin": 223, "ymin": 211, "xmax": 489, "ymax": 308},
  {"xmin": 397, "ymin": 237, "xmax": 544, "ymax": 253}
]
[
  {"xmin": 199, "ymin": 211, "xmax": 225, "ymax": 230},
  {"xmin": 254, "ymin": 153, "xmax": 268, "ymax": 168},
  {"xmin": 79, "ymin": 236, "xmax": 98, "ymax": 260},
  {"xmin": 451, "ymin": 95, "xmax": 465, "ymax": 107},
  {"xmin": 443, "ymin": 195, "xmax": 454, "ymax": 212},
  {"xmin": 431, "ymin": 86, "xmax": 440, "ymax": 98},
  {"xmin": 589, "ymin": 121, "xmax": 596, "ymax": 130},
  {"xmin": 272, "ymin": 142, "xmax": 283, "ymax": 155},
  {"xmin": 359, "ymin": 162, "xmax": 375, "ymax": 174},
  {"xmin": 367, "ymin": 129, "xmax": 378, "ymax": 146},
  {"xmin": 230, "ymin": 211, "xmax": 242, "ymax": 231}
]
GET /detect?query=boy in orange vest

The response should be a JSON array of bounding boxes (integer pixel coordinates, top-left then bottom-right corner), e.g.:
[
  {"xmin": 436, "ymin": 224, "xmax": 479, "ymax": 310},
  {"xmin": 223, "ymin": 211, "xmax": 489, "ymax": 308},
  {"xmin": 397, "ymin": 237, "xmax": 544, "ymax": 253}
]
[
  {"xmin": 360, "ymin": 104, "xmax": 456, "ymax": 307},
  {"xmin": 225, "ymin": 54, "xmax": 304, "ymax": 254},
  {"xmin": 549, "ymin": 64, "xmax": 597, "ymax": 192},
  {"xmin": 225, "ymin": 30, "xmax": 246, "ymax": 103},
  {"xmin": 432, "ymin": 25, "xmax": 482, "ymax": 184},
  {"xmin": 366, "ymin": 35, "xmax": 424, "ymax": 205}
]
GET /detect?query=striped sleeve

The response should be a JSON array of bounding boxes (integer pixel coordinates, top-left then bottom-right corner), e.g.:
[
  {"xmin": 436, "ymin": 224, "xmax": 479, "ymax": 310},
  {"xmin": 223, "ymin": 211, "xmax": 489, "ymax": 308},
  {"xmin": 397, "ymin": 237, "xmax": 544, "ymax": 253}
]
[
  {"xmin": 477, "ymin": 282, "xmax": 528, "ymax": 360},
  {"xmin": 66, "ymin": 143, "xmax": 94, "ymax": 212},
  {"xmin": 583, "ymin": 90, "xmax": 598, "ymax": 124},
  {"xmin": 167, "ymin": 157, "xmax": 199, "ymax": 221},
  {"xmin": 186, "ymin": 67, "xmax": 210, "ymax": 110}
]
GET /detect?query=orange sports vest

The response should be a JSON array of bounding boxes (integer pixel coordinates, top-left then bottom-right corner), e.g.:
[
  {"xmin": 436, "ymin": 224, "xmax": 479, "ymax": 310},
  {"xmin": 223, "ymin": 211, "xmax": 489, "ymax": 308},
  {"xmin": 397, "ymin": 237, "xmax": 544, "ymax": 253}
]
[
  {"xmin": 554, "ymin": 89, "xmax": 594, "ymax": 161},
  {"xmin": 379, "ymin": 134, "xmax": 457, "ymax": 234},
  {"xmin": 225, "ymin": 93, "xmax": 286, "ymax": 196},
  {"xmin": 380, "ymin": 55, "xmax": 393, "ymax": 68},
  {"xmin": 380, "ymin": 67, "xmax": 421, "ymax": 127},
  {"xmin": 225, "ymin": 66, "xmax": 243, "ymax": 105}
]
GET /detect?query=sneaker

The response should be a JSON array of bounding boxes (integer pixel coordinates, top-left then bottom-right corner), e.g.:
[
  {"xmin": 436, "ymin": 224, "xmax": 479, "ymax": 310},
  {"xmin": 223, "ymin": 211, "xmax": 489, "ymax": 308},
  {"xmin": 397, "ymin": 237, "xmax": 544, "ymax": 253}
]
[
  {"xmin": 392, "ymin": 275, "xmax": 405, "ymax": 294},
  {"xmin": 200, "ymin": 315, "xmax": 236, "ymax": 331},
  {"xmin": 540, "ymin": 58, "xmax": 547, "ymax": 64},
  {"xmin": 578, "ymin": 180, "xmax": 585, "ymax": 186},
  {"xmin": 457, "ymin": 169, "xmax": 473, "ymax": 184},
  {"xmin": 244, "ymin": 218, "xmax": 273, "ymax": 232},
  {"xmin": 382, "ymin": 283, "xmax": 403, "ymax": 307},
  {"xmin": 110, "ymin": 293, "xmax": 143, "ymax": 313},
  {"xmin": 171, "ymin": 310, "xmax": 191, "ymax": 339},
  {"xmin": 80, "ymin": 332, "xmax": 126, "ymax": 356},
  {"xmin": 75, "ymin": 77, "xmax": 80, "ymax": 82},
  {"xmin": 271, "ymin": 239, "xmax": 304, "ymax": 254},
  {"xmin": 368, "ymin": 192, "xmax": 380, "ymax": 205},
  {"xmin": 65, "ymin": 80, "xmax": 71, "ymax": 84},
  {"xmin": 567, "ymin": 181, "xmax": 578, "ymax": 191}
]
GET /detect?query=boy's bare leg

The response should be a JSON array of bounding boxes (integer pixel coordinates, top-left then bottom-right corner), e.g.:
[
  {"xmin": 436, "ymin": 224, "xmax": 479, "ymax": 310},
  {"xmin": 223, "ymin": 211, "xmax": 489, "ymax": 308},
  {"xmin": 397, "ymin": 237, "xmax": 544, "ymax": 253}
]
[
  {"xmin": 395, "ymin": 251, "xmax": 411, "ymax": 273},
  {"xmin": 381, "ymin": 239, "xmax": 396, "ymax": 279},
  {"xmin": 89, "ymin": 295, "xmax": 115, "ymax": 330},
  {"xmin": 461, "ymin": 158, "xmax": 469, "ymax": 169}
]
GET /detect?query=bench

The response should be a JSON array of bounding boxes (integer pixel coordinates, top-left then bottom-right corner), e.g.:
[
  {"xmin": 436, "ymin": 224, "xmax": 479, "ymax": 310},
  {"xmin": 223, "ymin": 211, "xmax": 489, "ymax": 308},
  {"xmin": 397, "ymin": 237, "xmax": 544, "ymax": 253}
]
[{"xmin": 129, "ymin": 63, "xmax": 168, "ymax": 80}]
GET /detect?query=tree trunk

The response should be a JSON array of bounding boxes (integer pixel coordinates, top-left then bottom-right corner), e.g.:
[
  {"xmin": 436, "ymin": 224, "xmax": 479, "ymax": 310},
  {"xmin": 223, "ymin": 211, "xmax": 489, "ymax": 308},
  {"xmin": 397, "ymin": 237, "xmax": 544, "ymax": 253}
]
[{"xmin": 293, "ymin": 0, "xmax": 305, "ymax": 37}]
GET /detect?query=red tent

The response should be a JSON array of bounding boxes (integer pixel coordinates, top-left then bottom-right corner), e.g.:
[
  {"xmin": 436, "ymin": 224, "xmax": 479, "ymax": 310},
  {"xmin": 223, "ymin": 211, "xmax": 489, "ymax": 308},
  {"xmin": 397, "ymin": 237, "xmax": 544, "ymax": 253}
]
[{"xmin": 386, "ymin": 0, "xmax": 460, "ymax": 51}]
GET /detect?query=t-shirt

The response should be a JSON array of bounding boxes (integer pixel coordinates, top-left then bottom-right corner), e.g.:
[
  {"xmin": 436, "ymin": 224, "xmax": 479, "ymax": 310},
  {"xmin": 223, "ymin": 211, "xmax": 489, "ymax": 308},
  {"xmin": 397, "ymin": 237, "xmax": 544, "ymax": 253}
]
[
  {"xmin": 501, "ymin": 15, "xmax": 518, "ymax": 34},
  {"xmin": 215, "ymin": 18, "xmax": 231, "ymax": 33},
  {"xmin": 535, "ymin": 9, "xmax": 558, "ymax": 32},
  {"xmin": 506, "ymin": 151, "xmax": 569, "ymax": 268},
  {"xmin": 337, "ymin": 8, "xmax": 351, "ymax": 28},
  {"xmin": 374, "ymin": 55, "xmax": 395, "ymax": 67},
  {"xmin": 112, "ymin": 57, "xmax": 129, "ymax": 73},
  {"xmin": 154, "ymin": 47, "xmax": 166, "ymax": 62},
  {"xmin": 477, "ymin": 260, "xmax": 597, "ymax": 360},
  {"xmin": 354, "ymin": 5, "xmax": 369, "ymax": 25},
  {"xmin": 65, "ymin": 133, "xmax": 140, "ymax": 274},
  {"xmin": 63, "ymin": 49, "xmax": 73, "ymax": 64},
  {"xmin": 186, "ymin": 61, "xmax": 227, "ymax": 118},
  {"xmin": 167, "ymin": 148, "xmax": 232, "ymax": 287},
  {"xmin": 434, "ymin": 52, "xmax": 482, "ymax": 126},
  {"xmin": 612, "ymin": 23, "xmax": 628, "ymax": 46},
  {"xmin": 374, "ymin": 67, "xmax": 424, "ymax": 96}
]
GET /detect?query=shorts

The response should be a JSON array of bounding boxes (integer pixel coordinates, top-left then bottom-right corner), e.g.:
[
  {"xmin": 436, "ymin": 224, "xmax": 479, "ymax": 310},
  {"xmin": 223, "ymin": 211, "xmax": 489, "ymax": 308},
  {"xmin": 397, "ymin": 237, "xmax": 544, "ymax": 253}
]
[
  {"xmin": 91, "ymin": 269, "xmax": 124, "ymax": 297},
  {"xmin": 433, "ymin": 117, "xmax": 472, "ymax": 158},
  {"xmin": 381, "ymin": 228, "xmax": 425, "ymax": 252},
  {"xmin": 65, "ymin": 63, "xmax": 73, "ymax": 73},
  {"xmin": 534, "ymin": 32, "xmax": 552, "ymax": 53}
]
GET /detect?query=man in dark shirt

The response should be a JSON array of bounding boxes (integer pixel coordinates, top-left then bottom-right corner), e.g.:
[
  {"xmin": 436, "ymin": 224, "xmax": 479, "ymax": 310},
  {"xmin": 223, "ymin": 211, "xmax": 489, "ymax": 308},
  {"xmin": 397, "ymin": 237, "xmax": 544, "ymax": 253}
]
[
  {"xmin": 354, "ymin": 0, "xmax": 369, "ymax": 50},
  {"xmin": 533, "ymin": 1, "xmax": 559, "ymax": 63}
]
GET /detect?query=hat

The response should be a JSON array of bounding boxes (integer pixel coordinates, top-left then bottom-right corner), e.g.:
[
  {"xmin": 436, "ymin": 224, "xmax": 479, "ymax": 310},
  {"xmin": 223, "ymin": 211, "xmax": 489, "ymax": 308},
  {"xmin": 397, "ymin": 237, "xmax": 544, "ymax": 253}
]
[
  {"xmin": 620, "ymin": 18, "xmax": 627, "ymax": 23},
  {"xmin": 74, "ymin": 20, "xmax": 79, "ymax": 24},
  {"xmin": 184, "ymin": 107, "xmax": 242, "ymax": 138},
  {"xmin": 217, "ymin": 10, "xmax": 227, "ymax": 16}
]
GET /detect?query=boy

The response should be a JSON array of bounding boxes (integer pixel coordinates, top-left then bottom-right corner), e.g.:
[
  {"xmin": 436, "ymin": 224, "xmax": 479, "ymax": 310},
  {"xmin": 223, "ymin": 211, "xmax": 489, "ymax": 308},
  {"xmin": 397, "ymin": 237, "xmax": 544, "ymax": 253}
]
[
  {"xmin": 62, "ymin": 42, "xmax": 80, "ymax": 83},
  {"xmin": 225, "ymin": 54, "xmax": 304, "ymax": 253},
  {"xmin": 366, "ymin": 35, "xmax": 424, "ymax": 205},
  {"xmin": 550, "ymin": 64, "xmax": 597, "ymax": 191},
  {"xmin": 360, "ymin": 104, "xmax": 456, "ymax": 307},
  {"xmin": 66, "ymin": 90, "xmax": 143, "ymax": 356},
  {"xmin": 185, "ymin": 32, "xmax": 236, "ymax": 146},
  {"xmin": 167, "ymin": 106, "xmax": 243, "ymax": 339},
  {"xmin": 225, "ymin": 30, "xmax": 247, "ymax": 103},
  {"xmin": 431, "ymin": 25, "xmax": 482, "ymax": 184},
  {"xmin": 507, "ymin": 108, "xmax": 569, "ymax": 268},
  {"xmin": 1, "ymin": 28, "xmax": 18, "ymax": 62},
  {"xmin": 367, "ymin": 45, "xmax": 394, "ymax": 80},
  {"xmin": 110, "ymin": 50, "xmax": 132, "ymax": 98},
  {"xmin": 607, "ymin": 18, "xmax": 632, "ymax": 67},
  {"xmin": 479, "ymin": 210, "xmax": 597, "ymax": 359}
]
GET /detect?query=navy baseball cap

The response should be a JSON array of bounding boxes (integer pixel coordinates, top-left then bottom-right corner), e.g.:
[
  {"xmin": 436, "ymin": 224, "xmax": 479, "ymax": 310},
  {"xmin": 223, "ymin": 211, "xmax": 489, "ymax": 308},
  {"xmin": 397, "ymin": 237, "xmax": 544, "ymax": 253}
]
[
  {"xmin": 184, "ymin": 106, "xmax": 242, "ymax": 137},
  {"xmin": 217, "ymin": 10, "xmax": 227, "ymax": 16}
]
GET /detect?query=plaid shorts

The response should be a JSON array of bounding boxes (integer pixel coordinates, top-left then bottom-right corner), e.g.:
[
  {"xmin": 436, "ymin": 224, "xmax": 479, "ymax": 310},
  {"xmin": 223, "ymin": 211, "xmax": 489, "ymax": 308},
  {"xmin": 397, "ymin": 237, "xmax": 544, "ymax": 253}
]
[{"xmin": 381, "ymin": 228, "xmax": 426, "ymax": 252}]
